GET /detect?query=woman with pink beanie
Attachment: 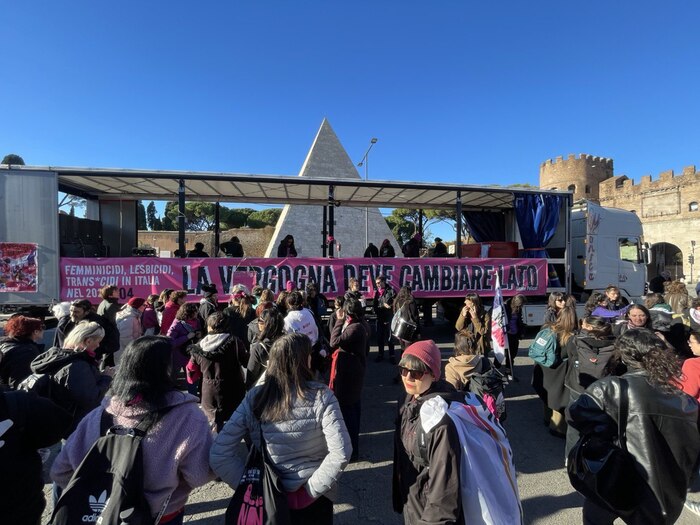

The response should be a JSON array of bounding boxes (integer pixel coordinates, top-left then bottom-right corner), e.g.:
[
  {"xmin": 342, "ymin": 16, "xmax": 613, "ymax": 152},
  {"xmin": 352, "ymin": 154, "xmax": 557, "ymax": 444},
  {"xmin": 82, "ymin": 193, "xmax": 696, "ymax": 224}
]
[{"xmin": 392, "ymin": 339, "xmax": 464, "ymax": 524}]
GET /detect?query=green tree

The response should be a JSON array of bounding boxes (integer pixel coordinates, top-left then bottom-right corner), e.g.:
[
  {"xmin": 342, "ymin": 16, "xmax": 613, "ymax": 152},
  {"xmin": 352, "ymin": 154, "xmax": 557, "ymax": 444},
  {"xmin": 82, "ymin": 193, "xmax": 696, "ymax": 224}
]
[
  {"xmin": 162, "ymin": 202, "xmax": 178, "ymax": 230},
  {"xmin": 163, "ymin": 202, "xmax": 219, "ymax": 231},
  {"xmin": 1, "ymin": 153, "xmax": 25, "ymax": 165},
  {"xmin": 220, "ymin": 207, "xmax": 256, "ymax": 229},
  {"xmin": 137, "ymin": 201, "xmax": 148, "ymax": 230},
  {"xmin": 246, "ymin": 208, "xmax": 282, "ymax": 228},
  {"xmin": 387, "ymin": 208, "xmax": 462, "ymax": 244},
  {"xmin": 146, "ymin": 201, "xmax": 163, "ymax": 230},
  {"xmin": 385, "ymin": 211, "xmax": 414, "ymax": 246}
]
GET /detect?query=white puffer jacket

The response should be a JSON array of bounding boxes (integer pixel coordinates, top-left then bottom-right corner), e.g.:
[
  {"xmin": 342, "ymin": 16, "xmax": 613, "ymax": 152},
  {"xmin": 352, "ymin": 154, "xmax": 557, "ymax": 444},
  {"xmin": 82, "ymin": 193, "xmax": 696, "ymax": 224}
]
[
  {"xmin": 210, "ymin": 381, "xmax": 351, "ymax": 500},
  {"xmin": 115, "ymin": 305, "xmax": 142, "ymax": 356}
]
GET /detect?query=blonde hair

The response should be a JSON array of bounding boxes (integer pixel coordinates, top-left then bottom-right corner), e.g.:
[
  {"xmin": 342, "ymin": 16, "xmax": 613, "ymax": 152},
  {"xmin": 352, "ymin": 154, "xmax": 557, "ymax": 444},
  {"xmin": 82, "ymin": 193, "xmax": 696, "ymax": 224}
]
[{"xmin": 63, "ymin": 321, "xmax": 105, "ymax": 350}]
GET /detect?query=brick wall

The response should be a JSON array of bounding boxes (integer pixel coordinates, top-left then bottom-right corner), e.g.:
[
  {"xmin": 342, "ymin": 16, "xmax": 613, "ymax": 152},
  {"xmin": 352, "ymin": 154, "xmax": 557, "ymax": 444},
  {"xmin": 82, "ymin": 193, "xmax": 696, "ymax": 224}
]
[{"xmin": 137, "ymin": 226, "xmax": 275, "ymax": 257}]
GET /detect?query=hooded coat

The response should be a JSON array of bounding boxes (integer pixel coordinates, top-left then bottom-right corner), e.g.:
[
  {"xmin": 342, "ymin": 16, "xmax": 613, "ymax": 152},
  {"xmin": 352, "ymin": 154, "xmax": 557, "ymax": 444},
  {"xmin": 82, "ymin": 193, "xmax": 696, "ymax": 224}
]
[
  {"xmin": 0, "ymin": 336, "xmax": 43, "ymax": 388},
  {"xmin": 444, "ymin": 354, "xmax": 490, "ymax": 392},
  {"xmin": 565, "ymin": 331, "xmax": 617, "ymax": 395},
  {"xmin": 51, "ymin": 391, "xmax": 214, "ymax": 519},
  {"xmin": 30, "ymin": 347, "xmax": 111, "ymax": 433},
  {"xmin": 187, "ymin": 333, "xmax": 248, "ymax": 430}
]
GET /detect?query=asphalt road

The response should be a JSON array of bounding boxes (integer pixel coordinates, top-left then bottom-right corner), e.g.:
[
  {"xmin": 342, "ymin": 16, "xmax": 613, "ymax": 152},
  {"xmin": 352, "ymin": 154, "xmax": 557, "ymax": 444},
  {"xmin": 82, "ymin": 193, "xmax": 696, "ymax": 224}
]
[{"xmin": 37, "ymin": 319, "xmax": 700, "ymax": 524}]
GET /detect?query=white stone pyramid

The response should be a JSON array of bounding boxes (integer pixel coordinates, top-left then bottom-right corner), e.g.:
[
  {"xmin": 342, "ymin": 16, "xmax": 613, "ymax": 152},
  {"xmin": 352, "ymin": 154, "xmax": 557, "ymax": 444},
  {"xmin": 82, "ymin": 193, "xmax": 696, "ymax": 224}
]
[{"xmin": 265, "ymin": 119, "xmax": 401, "ymax": 258}]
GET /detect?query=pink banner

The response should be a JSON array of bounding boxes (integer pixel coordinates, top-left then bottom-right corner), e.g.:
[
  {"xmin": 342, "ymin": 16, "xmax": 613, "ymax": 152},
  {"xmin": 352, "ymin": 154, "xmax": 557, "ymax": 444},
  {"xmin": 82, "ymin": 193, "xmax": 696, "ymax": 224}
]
[
  {"xmin": 1, "ymin": 242, "xmax": 38, "ymax": 293},
  {"xmin": 59, "ymin": 257, "xmax": 548, "ymax": 302}
]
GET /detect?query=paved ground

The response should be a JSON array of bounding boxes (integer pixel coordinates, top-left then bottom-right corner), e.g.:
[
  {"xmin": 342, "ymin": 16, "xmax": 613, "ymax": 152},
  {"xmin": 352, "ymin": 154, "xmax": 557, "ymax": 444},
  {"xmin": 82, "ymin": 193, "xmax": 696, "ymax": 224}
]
[{"xmin": 33, "ymin": 318, "xmax": 700, "ymax": 524}]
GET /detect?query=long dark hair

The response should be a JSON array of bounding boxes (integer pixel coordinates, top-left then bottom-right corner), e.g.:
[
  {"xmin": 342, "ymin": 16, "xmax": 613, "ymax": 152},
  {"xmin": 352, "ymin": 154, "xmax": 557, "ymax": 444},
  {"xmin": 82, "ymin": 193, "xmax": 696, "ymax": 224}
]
[
  {"xmin": 109, "ymin": 336, "xmax": 177, "ymax": 408},
  {"xmin": 547, "ymin": 291, "xmax": 566, "ymax": 310},
  {"xmin": 394, "ymin": 286, "xmax": 414, "ymax": 313},
  {"xmin": 253, "ymin": 333, "xmax": 314, "ymax": 422},
  {"xmin": 615, "ymin": 329, "xmax": 682, "ymax": 394},
  {"xmin": 464, "ymin": 292, "xmax": 485, "ymax": 317},
  {"xmin": 259, "ymin": 308, "xmax": 284, "ymax": 342}
]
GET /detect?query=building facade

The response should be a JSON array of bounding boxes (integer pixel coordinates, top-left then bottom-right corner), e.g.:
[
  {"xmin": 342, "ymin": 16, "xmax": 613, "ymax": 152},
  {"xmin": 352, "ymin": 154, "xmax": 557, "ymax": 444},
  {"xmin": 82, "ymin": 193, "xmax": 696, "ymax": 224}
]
[{"xmin": 540, "ymin": 154, "xmax": 700, "ymax": 281}]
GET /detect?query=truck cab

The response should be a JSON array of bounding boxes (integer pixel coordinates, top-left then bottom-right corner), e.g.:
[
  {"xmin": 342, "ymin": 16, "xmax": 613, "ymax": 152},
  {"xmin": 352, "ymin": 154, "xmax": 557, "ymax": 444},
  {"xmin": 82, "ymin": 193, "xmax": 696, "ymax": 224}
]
[{"xmin": 570, "ymin": 201, "xmax": 647, "ymax": 302}]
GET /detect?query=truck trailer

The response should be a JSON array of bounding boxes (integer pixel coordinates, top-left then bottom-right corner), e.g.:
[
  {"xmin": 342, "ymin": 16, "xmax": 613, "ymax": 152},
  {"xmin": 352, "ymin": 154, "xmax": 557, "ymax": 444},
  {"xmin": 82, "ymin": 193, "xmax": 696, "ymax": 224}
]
[{"xmin": 0, "ymin": 165, "xmax": 648, "ymax": 325}]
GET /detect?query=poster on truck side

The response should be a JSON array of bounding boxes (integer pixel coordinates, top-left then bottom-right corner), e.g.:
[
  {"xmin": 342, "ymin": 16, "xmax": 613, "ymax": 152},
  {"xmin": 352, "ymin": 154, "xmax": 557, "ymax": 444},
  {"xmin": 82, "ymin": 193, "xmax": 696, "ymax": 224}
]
[
  {"xmin": 0, "ymin": 243, "xmax": 38, "ymax": 293},
  {"xmin": 59, "ymin": 256, "xmax": 548, "ymax": 302}
]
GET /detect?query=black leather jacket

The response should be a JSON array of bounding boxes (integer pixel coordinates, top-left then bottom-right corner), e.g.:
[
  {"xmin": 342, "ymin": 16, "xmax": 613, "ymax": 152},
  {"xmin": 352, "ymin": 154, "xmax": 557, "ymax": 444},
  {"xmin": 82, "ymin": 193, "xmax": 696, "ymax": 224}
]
[{"xmin": 568, "ymin": 371, "xmax": 700, "ymax": 524}]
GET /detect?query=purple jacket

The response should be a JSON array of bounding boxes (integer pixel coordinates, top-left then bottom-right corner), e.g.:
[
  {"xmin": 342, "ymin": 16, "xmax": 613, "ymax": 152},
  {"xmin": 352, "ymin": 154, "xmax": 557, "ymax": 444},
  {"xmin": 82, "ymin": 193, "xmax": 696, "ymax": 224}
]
[
  {"xmin": 141, "ymin": 306, "xmax": 160, "ymax": 334},
  {"xmin": 167, "ymin": 319, "xmax": 200, "ymax": 369}
]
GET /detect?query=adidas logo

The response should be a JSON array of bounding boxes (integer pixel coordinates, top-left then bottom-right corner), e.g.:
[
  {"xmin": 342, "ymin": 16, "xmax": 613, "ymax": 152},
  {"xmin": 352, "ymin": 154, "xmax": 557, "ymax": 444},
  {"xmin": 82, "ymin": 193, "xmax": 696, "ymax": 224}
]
[
  {"xmin": 89, "ymin": 490, "xmax": 109, "ymax": 513},
  {"xmin": 82, "ymin": 490, "xmax": 109, "ymax": 522}
]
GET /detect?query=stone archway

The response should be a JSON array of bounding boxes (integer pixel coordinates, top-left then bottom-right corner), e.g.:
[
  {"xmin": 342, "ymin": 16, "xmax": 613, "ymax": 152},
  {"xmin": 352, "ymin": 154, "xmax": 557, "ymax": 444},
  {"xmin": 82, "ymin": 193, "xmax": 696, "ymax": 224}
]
[{"xmin": 648, "ymin": 242, "xmax": 684, "ymax": 280}]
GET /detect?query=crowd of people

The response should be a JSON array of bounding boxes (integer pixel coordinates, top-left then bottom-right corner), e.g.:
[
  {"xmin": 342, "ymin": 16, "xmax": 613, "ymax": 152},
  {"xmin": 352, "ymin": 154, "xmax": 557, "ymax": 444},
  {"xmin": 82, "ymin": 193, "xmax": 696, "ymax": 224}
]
[{"xmin": 1, "ymin": 276, "xmax": 700, "ymax": 524}]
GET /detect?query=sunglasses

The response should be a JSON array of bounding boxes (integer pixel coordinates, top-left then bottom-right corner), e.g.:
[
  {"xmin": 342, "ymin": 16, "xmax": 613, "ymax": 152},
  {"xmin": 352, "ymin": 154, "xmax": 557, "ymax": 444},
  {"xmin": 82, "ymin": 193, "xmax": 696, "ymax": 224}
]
[{"xmin": 399, "ymin": 367, "xmax": 426, "ymax": 380}]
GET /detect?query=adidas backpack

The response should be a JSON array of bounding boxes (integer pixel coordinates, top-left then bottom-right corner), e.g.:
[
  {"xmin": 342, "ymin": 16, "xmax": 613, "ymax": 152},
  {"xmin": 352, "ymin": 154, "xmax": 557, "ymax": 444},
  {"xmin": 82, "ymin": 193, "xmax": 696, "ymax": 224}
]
[
  {"xmin": 527, "ymin": 327, "xmax": 560, "ymax": 368},
  {"xmin": 50, "ymin": 408, "xmax": 170, "ymax": 525}
]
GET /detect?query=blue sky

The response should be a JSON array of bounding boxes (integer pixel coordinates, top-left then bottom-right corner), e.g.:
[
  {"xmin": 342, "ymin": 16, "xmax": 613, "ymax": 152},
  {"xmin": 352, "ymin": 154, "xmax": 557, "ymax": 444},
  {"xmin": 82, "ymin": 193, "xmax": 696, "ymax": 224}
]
[{"xmin": 3, "ymin": 1, "xmax": 699, "ymax": 241}]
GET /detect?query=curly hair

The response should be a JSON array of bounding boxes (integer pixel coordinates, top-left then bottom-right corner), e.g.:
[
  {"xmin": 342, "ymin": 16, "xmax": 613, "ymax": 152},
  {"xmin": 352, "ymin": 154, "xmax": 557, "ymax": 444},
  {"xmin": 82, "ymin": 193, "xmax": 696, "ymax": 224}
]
[
  {"xmin": 615, "ymin": 329, "xmax": 682, "ymax": 395},
  {"xmin": 175, "ymin": 303, "xmax": 199, "ymax": 321},
  {"xmin": 665, "ymin": 281, "xmax": 690, "ymax": 314}
]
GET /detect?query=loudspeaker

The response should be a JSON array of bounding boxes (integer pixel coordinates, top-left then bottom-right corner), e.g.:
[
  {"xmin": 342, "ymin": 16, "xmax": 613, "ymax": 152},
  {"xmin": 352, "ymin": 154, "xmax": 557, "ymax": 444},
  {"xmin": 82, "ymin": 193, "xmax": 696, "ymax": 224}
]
[{"xmin": 132, "ymin": 247, "xmax": 157, "ymax": 257}]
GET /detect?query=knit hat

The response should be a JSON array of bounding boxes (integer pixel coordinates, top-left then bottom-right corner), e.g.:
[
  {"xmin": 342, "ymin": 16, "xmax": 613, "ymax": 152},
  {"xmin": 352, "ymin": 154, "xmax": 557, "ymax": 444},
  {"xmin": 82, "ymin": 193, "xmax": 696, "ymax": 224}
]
[
  {"xmin": 201, "ymin": 283, "xmax": 218, "ymax": 298},
  {"xmin": 403, "ymin": 339, "xmax": 442, "ymax": 379},
  {"xmin": 127, "ymin": 297, "xmax": 146, "ymax": 309}
]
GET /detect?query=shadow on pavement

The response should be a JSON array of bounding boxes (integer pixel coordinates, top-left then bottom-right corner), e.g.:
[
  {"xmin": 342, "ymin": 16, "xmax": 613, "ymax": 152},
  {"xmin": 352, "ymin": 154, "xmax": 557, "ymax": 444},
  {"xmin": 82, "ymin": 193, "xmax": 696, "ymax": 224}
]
[{"xmin": 521, "ymin": 492, "xmax": 583, "ymax": 523}]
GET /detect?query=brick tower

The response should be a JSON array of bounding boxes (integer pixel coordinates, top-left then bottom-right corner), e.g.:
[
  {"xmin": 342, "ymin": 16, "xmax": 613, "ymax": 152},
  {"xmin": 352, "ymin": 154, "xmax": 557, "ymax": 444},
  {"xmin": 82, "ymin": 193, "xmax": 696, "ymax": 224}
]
[{"xmin": 539, "ymin": 154, "xmax": 613, "ymax": 202}]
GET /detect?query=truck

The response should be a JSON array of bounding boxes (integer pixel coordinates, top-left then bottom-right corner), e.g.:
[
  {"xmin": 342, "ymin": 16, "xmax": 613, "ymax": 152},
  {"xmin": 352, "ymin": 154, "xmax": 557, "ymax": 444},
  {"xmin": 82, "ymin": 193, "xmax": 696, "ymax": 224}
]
[{"xmin": 0, "ymin": 165, "xmax": 648, "ymax": 326}]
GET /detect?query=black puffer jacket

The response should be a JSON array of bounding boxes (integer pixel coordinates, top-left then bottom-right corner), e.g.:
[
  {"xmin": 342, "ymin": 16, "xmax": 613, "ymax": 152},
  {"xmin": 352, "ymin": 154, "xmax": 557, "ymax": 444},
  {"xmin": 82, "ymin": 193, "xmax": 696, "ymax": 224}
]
[
  {"xmin": 568, "ymin": 371, "xmax": 700, "ymax": 524},
  {"xmin": 392, "ymin": 380, "xmax": 464, "ymax": 525},
  {"xmin": 0, "ymin": 337, "xmax": 43, "ymax": 388},
  {"xmin": 188, "ymin": 333, "xmax": 248, "ymax": 431},
  {"xmin": 30, "ymin": 347, "xmax": 111, "ymax": 433}
]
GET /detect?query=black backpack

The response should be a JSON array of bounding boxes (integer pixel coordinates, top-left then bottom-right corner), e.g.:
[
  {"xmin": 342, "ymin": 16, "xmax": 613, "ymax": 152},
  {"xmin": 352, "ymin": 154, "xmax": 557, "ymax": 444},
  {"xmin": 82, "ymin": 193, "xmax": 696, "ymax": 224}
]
[
  {"xmin": 49, "ymin": 408, "xmax": 171, "ymax": 525},
  {"xmin": 573, "ymin": 337, "xmax": 616, "ymax": 389},
  {"xmin": 468, "ymin": 361, "xmax": 508, "ymax": 422},
  {"xmin": 17, "ymin": 360, "xmax": 81, "ymax": 417}
]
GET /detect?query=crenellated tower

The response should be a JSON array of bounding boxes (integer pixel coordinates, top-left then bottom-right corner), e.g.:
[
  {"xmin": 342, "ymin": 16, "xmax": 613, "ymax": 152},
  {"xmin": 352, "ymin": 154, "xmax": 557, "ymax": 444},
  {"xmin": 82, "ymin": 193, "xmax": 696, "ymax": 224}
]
[{"xmin": 539, "ymin": 154, "xmax": 614, "ymax": 202}]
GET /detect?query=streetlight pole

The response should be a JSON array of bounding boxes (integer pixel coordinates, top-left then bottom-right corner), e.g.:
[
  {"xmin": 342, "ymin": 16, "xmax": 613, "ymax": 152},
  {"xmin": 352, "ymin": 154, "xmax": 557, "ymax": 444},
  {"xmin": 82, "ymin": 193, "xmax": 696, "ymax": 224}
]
[
  {"xmin": 357, "ymin": 138, "xmax": 378, "ymax": 250},
  {"xmin": 691, "ymin": 240, "xmax": 696, "ymax": 283}
]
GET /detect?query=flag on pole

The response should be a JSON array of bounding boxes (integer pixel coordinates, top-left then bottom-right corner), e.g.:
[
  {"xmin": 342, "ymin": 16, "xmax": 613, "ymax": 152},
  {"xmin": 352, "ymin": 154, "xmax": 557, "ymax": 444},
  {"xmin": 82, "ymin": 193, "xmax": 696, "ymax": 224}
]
[{"xmin": 491, "ymin": 273, "xmax": 509, "ymax": 365}]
